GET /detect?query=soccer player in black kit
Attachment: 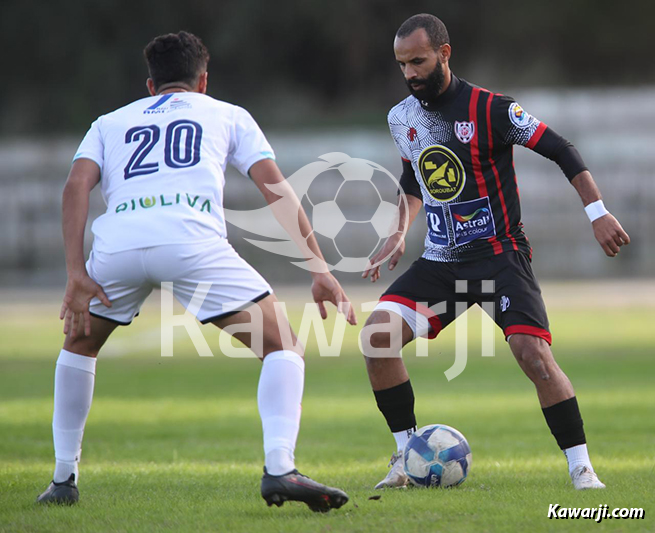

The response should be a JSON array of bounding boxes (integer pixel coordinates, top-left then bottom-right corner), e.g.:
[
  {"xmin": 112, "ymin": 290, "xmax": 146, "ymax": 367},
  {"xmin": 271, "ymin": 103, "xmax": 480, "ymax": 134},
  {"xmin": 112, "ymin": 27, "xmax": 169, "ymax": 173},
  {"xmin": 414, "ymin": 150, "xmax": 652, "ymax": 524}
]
[{"xmin": 360, "ymin": 14, "xmax": 630, "ymax": 490}]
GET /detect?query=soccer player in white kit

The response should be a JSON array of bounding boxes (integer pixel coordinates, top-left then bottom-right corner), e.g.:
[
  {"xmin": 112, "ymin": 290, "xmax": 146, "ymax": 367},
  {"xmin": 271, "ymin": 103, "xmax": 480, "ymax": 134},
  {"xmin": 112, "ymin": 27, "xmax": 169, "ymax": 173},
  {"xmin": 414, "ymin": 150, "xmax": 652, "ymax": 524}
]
[{"xmin": 37, "ymin": 32, "xmax": 355, "ymax": 512}]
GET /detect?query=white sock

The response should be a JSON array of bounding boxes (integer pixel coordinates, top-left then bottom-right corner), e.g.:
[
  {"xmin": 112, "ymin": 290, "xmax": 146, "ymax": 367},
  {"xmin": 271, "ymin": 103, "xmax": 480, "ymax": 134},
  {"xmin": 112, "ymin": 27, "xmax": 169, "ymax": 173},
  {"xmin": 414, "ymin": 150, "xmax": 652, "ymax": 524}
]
[
  {"xmin": 52, "ymin": 350, "xmax": 96, "ymax": 483},
  {"xmin": 393, "ymin": 427, "xmax": 416, "ymax": 453},
  {"xmin": 564, "ymin": 443, "xmax": 592, "ymax": 475},
  {"xmin": 257, "ymin": 350, "xmax": 304, "ymax": 476}
]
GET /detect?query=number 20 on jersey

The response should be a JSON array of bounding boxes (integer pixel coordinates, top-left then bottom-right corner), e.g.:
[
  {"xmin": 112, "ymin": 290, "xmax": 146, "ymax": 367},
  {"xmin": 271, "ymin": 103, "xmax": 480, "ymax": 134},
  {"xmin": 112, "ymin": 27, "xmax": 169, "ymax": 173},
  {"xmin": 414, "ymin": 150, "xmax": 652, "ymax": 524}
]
[{"xmin": 124, "ymin": 119, "xmax": 203, "ymax": 179}]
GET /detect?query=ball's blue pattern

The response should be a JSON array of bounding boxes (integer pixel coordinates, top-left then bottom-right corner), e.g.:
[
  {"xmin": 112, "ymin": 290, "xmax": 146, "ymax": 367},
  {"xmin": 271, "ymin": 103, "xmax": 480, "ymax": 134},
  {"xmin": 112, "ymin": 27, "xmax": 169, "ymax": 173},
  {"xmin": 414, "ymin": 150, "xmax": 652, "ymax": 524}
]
[
  {"xmin": 404, "ymin": 428, "xmax": 437, "ymax": 464},
  {"xmin": 404, "ymin": 424, "xmax": 471, "ymax": 488},
  {"xmin": 438, "ymin": 440, "xmax": 472, "ymax": 477},
  {"xmin": 407, "ymin": 462, "xmax": 443, "ymax": 487}
]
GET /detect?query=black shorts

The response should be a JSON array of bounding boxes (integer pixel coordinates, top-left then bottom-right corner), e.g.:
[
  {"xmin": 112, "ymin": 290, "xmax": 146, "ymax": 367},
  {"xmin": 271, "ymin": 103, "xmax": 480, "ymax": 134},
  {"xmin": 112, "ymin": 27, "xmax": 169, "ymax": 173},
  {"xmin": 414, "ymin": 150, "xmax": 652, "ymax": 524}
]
[{"xmin": 380, "ymin": 251, "xmax": 551, "ymax": 344}]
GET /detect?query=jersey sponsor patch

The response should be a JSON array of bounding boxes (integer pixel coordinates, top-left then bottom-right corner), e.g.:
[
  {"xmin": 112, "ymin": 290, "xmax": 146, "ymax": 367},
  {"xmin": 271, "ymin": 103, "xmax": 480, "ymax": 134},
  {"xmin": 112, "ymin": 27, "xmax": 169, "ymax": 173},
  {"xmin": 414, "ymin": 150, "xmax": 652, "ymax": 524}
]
[
  {"xmin": 448, "ymin": 197, "xmax": 496, "ymax": 246},
  {"xmin": 454, "ymin": 121, "xmax": 475, "ymax": 144},
  {"xmin": 418, "ymin": 145, "xmax": 466, "ymax": 202},
  {"xmin": 425, "ymin": 204, "xmax": 448, "ymax": 245},
  {"xmin": 144, "ymin": 94, "xmax": 192, "ymax": 115},
  {"xmin": 508, "ymin": 102, "xmax": 534, "ymax": 129}
]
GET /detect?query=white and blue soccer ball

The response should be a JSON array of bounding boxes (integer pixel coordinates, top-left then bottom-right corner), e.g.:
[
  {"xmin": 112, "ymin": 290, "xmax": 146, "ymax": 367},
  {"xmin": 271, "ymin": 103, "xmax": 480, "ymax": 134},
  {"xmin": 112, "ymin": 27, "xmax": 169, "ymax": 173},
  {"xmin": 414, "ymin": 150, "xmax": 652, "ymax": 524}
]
[{"xmin": 403, "ymin": 424, "xmax": 472, "ymax": 488}]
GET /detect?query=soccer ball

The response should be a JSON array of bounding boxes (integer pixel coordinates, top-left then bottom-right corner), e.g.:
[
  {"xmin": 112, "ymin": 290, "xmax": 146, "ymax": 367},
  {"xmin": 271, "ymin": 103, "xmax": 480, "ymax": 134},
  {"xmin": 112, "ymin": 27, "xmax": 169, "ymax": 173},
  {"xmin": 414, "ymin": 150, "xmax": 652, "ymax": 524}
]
[
  {"xmin": 403, "ymin": 424, "xmax": 472, "ymax": 488},
  {"xmin": 304, "ymin": 155, "xmax": 403, "ymax": 273}
]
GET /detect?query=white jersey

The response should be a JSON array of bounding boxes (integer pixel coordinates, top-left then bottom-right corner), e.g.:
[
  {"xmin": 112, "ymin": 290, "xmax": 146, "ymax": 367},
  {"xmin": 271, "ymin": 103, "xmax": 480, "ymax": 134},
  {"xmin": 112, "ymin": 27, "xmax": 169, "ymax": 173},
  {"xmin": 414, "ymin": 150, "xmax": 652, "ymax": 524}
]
[{"xmin": 74, "ymin": 92, "xmax": 274, "ymax": 254}]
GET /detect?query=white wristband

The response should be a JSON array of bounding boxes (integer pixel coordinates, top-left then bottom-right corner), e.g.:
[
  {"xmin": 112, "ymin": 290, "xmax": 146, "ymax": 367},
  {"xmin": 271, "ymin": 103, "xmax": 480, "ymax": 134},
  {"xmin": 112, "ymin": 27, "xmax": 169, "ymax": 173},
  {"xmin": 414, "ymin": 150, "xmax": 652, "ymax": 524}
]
[{"xmin": 584, "ymin": 200, "xmax": 609, "ymax": 223}]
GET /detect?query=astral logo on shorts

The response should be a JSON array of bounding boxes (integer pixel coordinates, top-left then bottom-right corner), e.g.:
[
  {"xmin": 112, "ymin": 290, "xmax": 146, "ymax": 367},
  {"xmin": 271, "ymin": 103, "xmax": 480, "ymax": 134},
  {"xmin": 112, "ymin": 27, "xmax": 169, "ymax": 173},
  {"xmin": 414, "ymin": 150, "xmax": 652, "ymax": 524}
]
[
  {"xmin": 425, "ymin": 204, "xmax": 448, "ymax": 246},
  {"xmin": 448, "ymin": 197, "xmax": 496, "ymax": 246}
]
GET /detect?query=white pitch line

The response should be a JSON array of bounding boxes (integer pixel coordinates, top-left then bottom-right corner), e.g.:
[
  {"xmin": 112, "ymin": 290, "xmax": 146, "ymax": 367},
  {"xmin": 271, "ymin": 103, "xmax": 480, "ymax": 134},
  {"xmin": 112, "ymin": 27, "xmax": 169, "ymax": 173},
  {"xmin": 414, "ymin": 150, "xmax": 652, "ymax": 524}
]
[{"xmin": 99, "ymin": 327, "xmax": 163, "ymax": 358}]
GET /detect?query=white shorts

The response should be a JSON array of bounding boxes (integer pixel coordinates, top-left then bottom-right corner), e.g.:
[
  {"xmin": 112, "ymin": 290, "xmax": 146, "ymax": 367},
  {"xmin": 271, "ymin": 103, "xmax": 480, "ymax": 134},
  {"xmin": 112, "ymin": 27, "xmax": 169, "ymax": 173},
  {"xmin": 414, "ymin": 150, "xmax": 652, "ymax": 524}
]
[
  {"xmin": 373, "ymin": 301, "xmax": 433, "ymax": 339},
  {"xmin": 86, "ymin": 238, "xmax": 272, "ymax": 325}
]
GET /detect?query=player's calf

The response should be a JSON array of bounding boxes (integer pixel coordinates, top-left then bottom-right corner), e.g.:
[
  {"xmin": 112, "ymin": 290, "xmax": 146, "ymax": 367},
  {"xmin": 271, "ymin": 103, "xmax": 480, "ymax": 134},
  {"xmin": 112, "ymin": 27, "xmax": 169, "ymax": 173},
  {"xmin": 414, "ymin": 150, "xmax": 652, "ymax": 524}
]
[{"xmin": 508, "ymin": 334, "xmax": 604, "ymax": 488}]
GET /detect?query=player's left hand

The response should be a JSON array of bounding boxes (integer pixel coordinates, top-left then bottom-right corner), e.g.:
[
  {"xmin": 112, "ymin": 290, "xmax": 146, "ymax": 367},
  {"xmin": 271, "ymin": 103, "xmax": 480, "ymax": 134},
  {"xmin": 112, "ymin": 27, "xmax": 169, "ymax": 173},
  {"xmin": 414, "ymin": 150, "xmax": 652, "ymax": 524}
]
[
  {"xmin": 311, "ymin": 272, "xmax": 357, "ymax": 325},
  {"xmin": 362, "ymin": 231, "xmax": 405, "ymax": 283},
  {"xmin": 592, "ymin": 214, "xmax": 631, "ymax": 257},
  {"xmin": 60, "ymin": 273, "xmax": 112, "ymax": 337}
]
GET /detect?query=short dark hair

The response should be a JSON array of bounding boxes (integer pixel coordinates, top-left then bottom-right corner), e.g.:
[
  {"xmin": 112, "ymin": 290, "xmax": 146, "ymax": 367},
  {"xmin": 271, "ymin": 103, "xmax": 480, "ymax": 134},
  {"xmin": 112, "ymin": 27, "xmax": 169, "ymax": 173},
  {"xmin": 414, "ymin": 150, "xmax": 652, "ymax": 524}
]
[
  {"xmin": 396, "ymin": 14, "xmax": 450, "ymax": 50},
  {"xmin": 144, "ymin": 31, "xmax": 210, "ymax": 90}
]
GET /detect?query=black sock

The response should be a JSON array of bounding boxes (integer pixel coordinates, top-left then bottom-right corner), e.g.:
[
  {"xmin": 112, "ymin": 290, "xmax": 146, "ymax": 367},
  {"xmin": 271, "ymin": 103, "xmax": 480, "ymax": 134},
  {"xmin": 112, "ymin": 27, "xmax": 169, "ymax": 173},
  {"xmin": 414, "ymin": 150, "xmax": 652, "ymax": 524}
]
[
  {"xmin": 373, "ymin": 380, "xmax": 417, "ymax": 432},
  {"xmin": 542, "ymin": 397, "xmax": 586, "ymax": 450}
]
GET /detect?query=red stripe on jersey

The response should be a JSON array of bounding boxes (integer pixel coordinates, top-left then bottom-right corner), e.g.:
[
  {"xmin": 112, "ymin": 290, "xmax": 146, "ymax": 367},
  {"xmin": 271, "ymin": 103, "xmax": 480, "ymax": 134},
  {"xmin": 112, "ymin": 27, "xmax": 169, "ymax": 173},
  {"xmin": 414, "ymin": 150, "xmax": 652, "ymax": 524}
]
[
  {"xmin": 486, "ymin": 95, "xmax": 518, "ymax": 251},
  {"xmin": 401, "ymin": 157, "xmax": 410, "ymax": 162},
  {"xmin": 469, "ymin": 88, "xmax": 503, "ymax": 255},
  {"xmin": 379, "ymin": 294, "xmax": 442, "ymax": 339},
  {"xmin": 526, "ymin": 122, "xmax": 548, "ymax": 150},
  {"xmin": 468, "ymin": 89, "xmax": 488, "ymax": 197}
]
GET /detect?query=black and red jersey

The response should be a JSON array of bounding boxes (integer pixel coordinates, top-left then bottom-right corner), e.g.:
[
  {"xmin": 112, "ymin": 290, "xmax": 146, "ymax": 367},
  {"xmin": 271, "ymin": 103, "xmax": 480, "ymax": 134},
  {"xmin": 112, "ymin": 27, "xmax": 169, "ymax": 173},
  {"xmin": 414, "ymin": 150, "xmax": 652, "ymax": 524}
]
[{"xmin": 389, "ymin": 75, "xmax": 581, "ymax": 263}]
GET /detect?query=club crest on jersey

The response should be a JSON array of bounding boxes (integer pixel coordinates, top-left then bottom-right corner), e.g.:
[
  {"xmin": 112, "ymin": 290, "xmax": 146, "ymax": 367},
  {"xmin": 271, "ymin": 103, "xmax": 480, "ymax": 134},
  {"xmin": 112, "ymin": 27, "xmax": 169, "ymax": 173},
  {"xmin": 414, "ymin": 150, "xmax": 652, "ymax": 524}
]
[
  {"xmin": 454, "ymin": 121, "xmax": 475, "ymax": 144},
  {"xmin": 418, "ymin": 145, "xmax": 466, "ymax": 202},
  {"xmin": 508, "ymin": 102, "xmax": 534, "ymax": 129},
  {"xmin": 407, "ymin": 127, "xmax": 418, "ymax": 141}
]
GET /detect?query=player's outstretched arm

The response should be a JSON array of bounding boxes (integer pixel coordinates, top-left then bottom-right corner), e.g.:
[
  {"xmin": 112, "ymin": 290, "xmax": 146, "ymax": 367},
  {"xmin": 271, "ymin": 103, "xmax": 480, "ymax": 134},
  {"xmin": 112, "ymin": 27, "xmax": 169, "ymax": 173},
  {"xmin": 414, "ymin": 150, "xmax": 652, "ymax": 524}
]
[
  {"xmin": 362, "ymin": 193, "xmax": 422, "ymax": 282},
  {"xmin": 249, "ymin": 159, "xmax": 357, "ymax": 325},
  {"xmin": 570, "ymin": 170, "xmax": 631, "ymax": 257},
  {"xmin": 60, "ymin": 159, "xmax": 111, "ymax": 336}
]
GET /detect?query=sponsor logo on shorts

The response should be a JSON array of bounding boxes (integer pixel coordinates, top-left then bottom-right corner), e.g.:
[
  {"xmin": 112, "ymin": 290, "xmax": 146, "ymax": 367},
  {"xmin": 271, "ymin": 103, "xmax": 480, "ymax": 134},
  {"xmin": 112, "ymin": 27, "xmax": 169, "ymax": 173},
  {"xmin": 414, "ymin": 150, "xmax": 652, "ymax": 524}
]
[
  {"xmin": 508, "ymin": 102, "xmax": 534, "ymax": 129},
  {"xmin": 448, "ymin": 197, "xmax": 496, "ymax": 246},
  {"xmin": 418, "ymin": 145, "xmax": 466, "ymax": 202},
  {"xmin": 115, "ymin": 193, "xmax": 211, "ymax": 213},
  {"xmin": 454, "ymin": 121, "xmax": 475, "ymax": 144},
  {"xmin": 500, "ymin": 295, "xmax": 510, "ymax": 312},
  {"xmin": 425, "ymin": 204, "xmax": 448, "ymax": 246}
]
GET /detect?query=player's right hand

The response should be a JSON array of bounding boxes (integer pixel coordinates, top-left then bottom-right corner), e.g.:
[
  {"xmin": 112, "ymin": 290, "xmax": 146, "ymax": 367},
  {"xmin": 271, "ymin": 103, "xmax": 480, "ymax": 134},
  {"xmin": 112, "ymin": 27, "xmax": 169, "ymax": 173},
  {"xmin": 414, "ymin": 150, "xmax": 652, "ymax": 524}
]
[
  {"xmin": 311, "ymin": 272, "xmax": 357, "ymax": 325},
  {"xmin": 60, "ymin": 273, "xmax": 111, "ymax": 337},
  {"xmin": 592, "ymin": 214, "xmax": 631, "ymax": 257},
  {"xmin": 362, "ymin": 232, "xmax": 405, "ymax": 283}
]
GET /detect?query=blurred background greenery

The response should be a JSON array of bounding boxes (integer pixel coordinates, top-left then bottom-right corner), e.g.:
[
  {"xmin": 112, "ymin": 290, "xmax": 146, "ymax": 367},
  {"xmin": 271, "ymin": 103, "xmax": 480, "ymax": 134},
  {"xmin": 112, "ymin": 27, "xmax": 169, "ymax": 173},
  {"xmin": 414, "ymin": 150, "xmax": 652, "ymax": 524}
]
[{"xmin": 4, "ymin": 0, "xmax": 654, "ymax": 136}]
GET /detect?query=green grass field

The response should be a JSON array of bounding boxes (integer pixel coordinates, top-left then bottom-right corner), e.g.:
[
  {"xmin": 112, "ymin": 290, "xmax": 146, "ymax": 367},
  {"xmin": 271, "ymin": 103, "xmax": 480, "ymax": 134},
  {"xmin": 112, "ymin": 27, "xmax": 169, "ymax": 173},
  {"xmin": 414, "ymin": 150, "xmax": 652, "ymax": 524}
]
[{"xmin": 0, "ymin": 286, "xmax": 653, "ymax": 532}]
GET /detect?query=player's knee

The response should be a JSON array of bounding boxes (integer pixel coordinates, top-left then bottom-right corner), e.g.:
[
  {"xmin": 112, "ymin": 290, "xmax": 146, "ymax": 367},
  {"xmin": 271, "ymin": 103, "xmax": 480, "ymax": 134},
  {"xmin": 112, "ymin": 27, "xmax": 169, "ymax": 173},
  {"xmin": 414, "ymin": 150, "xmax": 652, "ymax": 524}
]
[
  {"xmin": 360, "ymin": 311, "xmax": 396, "ymax": 355},
  {"xmin": 263, "ymin": 337, "xmax": 304, "ymax": 357},
  {"xmin": 519, "ymin": 347, "xmax": 551, "ymax": 381},
  {"xmin": 511, "ymin": 334, "xmax": 553, "ymax": 381},
  {"xmin": 360, "ymin": 327, "xmax": 391, "ymax": 354},
  {"xmin": 369, "ymin": 331, "xmax": 393, "ymax": 350},
  {"xmin": 63, "ymin": 338, "xmax": 101, "ymax": 358}
]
